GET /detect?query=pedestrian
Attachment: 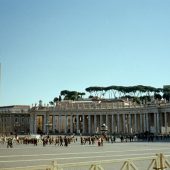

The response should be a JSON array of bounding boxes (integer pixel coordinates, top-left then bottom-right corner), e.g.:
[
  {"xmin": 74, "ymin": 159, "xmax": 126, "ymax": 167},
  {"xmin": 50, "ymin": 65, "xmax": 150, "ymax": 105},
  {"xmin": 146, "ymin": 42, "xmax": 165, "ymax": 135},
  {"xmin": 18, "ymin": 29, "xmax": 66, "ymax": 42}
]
[
  {"xmin": 60, "ymin": 136, "xmax": 63, "ymax": 146},
  {"xmin": 64, "ymin": 136, "xmax": 68, "ymax": 147},
  {"xmin": 7, "ymin": 138, "xmax": 13, "ymax": 148},
  {"xmin": 98, "ymin": 137, "xmax": 101, "ymax": 146}
]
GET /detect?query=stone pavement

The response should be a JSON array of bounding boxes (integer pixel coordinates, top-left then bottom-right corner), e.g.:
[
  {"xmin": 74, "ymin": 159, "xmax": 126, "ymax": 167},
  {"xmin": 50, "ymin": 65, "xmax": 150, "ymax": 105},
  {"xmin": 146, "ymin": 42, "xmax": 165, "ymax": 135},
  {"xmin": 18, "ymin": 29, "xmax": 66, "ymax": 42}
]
[{"xmin": 1, "ymin": 140, "xmax": 170, "ymax": 169}]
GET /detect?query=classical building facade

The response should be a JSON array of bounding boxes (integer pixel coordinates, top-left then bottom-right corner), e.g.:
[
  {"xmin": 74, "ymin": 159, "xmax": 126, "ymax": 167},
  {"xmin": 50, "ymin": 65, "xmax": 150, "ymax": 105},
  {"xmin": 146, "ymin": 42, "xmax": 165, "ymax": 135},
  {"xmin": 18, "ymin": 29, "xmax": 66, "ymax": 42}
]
[
  {"xmin": 29, "ymin": 100, "xmax": 170, "ymax": 135},
  {"xmin": 0, "ymin": 105, "xmax": 30, "ymax": 135},
  {"xmin": 1, "ymin": 101, "xmax": 170, "ymax": 135}
]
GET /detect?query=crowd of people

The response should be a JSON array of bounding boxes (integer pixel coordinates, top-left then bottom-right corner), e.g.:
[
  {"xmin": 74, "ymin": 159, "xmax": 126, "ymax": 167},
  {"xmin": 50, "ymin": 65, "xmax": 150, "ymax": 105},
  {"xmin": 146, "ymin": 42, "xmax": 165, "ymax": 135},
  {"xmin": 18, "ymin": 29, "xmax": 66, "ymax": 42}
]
[
  {"xmin": 1, "ymin": 133, "xmax": 170, "ymax": 148},
  {"xmin": 0, "ymin": 135, "xmax": 77, "ymax": 148},
  {"xmin": 0, "ymin": 135, "xmax": 105, "ymax": 148}
]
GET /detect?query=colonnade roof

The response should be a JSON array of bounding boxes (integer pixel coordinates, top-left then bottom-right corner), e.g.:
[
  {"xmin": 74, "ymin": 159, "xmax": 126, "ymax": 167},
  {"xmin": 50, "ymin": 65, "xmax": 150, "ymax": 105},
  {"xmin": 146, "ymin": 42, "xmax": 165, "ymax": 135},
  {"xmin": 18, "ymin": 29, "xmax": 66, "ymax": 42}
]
[
  {"xmin": 0, "ymin": 105, "xmax": 30, "ymax": 114},
  {"xmin": 29, "ymin": 101, "xmax": 170, "ymax": 114}
]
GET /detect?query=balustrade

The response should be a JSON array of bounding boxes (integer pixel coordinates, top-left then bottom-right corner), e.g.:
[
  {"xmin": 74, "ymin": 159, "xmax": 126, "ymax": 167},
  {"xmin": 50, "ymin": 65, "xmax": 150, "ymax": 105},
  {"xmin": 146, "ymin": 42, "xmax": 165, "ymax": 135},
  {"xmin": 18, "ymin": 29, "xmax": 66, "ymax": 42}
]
[{"xmin": 1, "ymin": 153, "xmax": 170, "ymax": 170}]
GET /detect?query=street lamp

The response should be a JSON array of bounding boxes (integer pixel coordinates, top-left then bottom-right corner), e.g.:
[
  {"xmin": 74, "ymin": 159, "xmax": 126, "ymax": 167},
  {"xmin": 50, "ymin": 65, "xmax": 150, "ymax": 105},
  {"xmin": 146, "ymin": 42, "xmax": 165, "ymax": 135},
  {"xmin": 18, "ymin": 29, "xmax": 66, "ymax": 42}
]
[
  {"xmin": 100, "ymin": 123, "xmax": 108, "ymax": 140},
  {"xmin": 100, "ymin": 123, "xmax": 108, "ymax": 134}
]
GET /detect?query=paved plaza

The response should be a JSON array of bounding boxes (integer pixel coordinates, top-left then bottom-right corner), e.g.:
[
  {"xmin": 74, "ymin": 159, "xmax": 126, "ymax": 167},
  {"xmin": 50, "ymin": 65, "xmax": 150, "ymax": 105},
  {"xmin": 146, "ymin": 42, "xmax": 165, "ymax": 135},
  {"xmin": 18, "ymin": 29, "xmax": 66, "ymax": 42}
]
[{"xmin": 1, "ymin": 139, "xmax": 170, "ymax": 169}]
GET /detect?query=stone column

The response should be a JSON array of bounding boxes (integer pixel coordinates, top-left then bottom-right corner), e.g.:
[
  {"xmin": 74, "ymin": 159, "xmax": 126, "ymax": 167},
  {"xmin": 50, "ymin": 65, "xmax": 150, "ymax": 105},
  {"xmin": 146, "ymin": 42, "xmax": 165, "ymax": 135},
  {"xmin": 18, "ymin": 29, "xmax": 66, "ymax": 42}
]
[
  {"xmin": 70, "ymin": 115, "xmax": 73, "ymax": 133},
  {"xmin": 52, "ymin": 115, "xmax": 56, "ymax": 132},
  {"xmin": 146, "ymin": 113, "xmax": 149, "ymax": 132},
  {"xmin": 65, "ymin": 114, "xmax": 68, "ymax": 134},
  {"xmin": 58, "ymin": 114, "xmax": 61, "ymax": 133},
  {"xmin": 140, "ymin": 113, "xmax": 143, "ymax": 133},
  {"xmin": 129, "ymin": 114, "xmax": 132, "ymax": 133},
  {"xmin": 106, "ymin": 114, "xmax": 108, "ymax": 127},
  {"xmin": 34, "ymin": 114, "xmax": 37, "ymax": 134},
  {"xmin": 100, "ymin": 114, "xmax": 103, "ymax": 126},
  {"xmin": 94, "ymin": 114, "xmax": 97, "ymax": 133},
  {"xmin": 134, "ymin": 114, "xmax": 137, "ymax": 133},
  {"xmin": 9, "ymin": 115, "xmax": 12, "ymax": 133},
  {"xmin": 46, "ymin": 114, "xmax": 49, "ymax": 134},
  {"xmin": 30, "ymin": 113, "xmax": 34, "ymax": 134},
  {"xmin": 82, "ymin": 114, "xmax": 85, "ymax": 134},
  {"xmin": 88, "ymin": 114, "xmax": 91, "ymax": 134},
  {"xmin": 76, "ymin": 114, "xmax": 79, "ymax": 133},
  {"xmin": 154, "ymin": 113, "xmax": 157, "ymax": 133},
  {"xmin": 117, "ymin": 113, "xmax": 120, "ymax": 133},
  {"xmin": 112, "ymin": 114, "xmax": 114, "ymax": 133},
  {"xmin": 143, "ymin": 113, "xmax": 146, "ymax": 132},
  {"xmin": 157, "ymin": 112, "xmax": 160, "ymax": 134},
  {"xmin": 57, "ymin": 115, "xmax": 59, "ymax": 133},
  {"xmin": 123, "ymin": 114, "xmax": 126, "ymax": 133},
  {"xmin": 43, "ymin": 114, "xmax": 46, "ymax": 133},
  {"xmin": 165, "ymin": 112, "xmax": 167, "ymax": 134}
]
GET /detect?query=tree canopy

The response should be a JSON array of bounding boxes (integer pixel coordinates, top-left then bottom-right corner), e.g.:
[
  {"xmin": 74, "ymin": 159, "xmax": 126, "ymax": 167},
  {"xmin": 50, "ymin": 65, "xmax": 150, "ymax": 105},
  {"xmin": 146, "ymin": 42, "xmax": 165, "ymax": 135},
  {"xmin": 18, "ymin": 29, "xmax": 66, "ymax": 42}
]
[
  {"xmin": 85, "ymin": 85, "xmax": 164, "ymax": 104},
  {"xmin": 60, "ymin": 90, "xmax": 85, "ymax": 101},
  {"xmin": 50, "ymin": 85, "xmax": 168, "ymax": 104}
]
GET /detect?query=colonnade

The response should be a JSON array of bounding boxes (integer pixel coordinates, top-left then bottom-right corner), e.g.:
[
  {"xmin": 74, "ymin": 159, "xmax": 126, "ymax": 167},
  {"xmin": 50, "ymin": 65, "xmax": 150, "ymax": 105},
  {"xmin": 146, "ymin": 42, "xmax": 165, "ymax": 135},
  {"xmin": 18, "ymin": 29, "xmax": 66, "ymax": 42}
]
[{"xmin": 30, "ymin": 109, "xmax": 170, "ymax": 135}]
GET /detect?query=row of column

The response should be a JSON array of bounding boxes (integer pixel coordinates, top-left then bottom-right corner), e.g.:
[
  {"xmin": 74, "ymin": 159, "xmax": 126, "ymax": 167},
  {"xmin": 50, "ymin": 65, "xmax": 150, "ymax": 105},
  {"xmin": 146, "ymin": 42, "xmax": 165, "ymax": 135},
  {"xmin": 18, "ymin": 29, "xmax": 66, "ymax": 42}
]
[{"xmin": 31, "ymin": 112, "xmax": 169, "ymax": 135}]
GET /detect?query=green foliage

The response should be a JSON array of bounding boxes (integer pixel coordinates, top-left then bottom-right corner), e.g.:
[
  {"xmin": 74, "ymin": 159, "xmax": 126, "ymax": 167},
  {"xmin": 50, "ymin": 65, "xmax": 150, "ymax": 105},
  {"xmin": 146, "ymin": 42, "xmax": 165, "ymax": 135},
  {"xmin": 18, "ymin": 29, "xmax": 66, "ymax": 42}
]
[
  {"xmin": 163, "ymin": 93, "xmax": 170, "ymax": 101},
  {"xmin": 154, "ymin": 93, "xmax": 162, "ymax": 100},
  {"xmin": 163, "ymin": 85, "xmax": 170, "ymax": 92},
  {"xmin": 60, "ymin": 90, "xmax": 69, "ymax": 96},
  {"xmin": 53, "ymin": 97, "xmax": 59, "ymax": 103},
  {"xmin": 49, "ymin": 101, "xmax": 54, "ymax": 105},
  {"xmin": 60, "ymin": 90, "xmax": 85, "ymax": 101},
  {"xmin": 52, "ymin": 84, "xmax": 166, "ymax": 103},
  {"xmin": 59, "ymin": 95, "xmax": 62, "ymax": 101},
  {"xmin": 163, "ymin": 85, "xmax": 170, "ymax": 101},
  {"xmin": 132, "ymin": 97, "xmax": 141, "ymax": 104},
  {"xmin": 88, "ymin": 95, "xmax": 93, "ymax": 98}
]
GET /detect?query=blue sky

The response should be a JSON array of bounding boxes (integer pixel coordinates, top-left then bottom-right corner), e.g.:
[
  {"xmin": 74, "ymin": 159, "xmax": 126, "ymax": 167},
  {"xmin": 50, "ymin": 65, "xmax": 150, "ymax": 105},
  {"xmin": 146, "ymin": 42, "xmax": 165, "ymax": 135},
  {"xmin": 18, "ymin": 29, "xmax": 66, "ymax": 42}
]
[{"xmin": 0, "ymin": 0, "xmax": 170, "ymax": 106}]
